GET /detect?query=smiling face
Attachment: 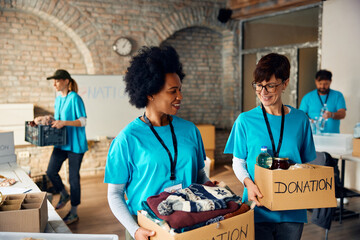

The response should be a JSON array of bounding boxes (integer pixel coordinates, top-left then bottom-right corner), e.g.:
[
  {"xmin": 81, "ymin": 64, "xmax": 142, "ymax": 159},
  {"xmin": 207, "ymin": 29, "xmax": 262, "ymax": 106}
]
[
  {"xmin": 149, "ymin": 73, "xmax": 183, "ymax": 116},
  {"xmin": 255, "ymin": 74, "xmax": 288, "ymax": 107}
]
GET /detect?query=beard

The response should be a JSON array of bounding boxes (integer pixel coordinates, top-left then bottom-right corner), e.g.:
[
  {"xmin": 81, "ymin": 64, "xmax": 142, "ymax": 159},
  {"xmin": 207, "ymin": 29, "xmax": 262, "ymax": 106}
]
[{"xmin": 318, "ymin": 88, "xmax": 330, "ymax": 94}]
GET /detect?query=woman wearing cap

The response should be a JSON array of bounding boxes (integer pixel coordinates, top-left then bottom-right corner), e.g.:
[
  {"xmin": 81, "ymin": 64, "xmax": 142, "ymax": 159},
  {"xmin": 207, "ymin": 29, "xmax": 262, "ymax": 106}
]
[
  {"xmin": 104, "ymin": 46, "xmax": 209, "ymax": 240},
  {"xmin": 34, "ymin": 69, "xmax": 87, "ymax": 225},
  {"xmin": 224, "ymin": 53, "xmax": 316, "ymax": 240}
]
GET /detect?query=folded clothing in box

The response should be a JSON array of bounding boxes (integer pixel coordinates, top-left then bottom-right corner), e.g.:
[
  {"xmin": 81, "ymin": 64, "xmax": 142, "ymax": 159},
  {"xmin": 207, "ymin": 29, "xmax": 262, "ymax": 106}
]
[
  {"xmin": 25, "ymin": 121, "xmax": 67, "ymax": 146},
  {"xmin": 145, "ymin": 181, "xmax": 244, "ymax": 230}
]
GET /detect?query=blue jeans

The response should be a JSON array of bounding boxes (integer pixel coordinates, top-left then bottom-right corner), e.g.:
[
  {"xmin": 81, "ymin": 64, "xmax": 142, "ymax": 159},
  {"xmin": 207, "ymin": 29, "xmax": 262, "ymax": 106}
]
[
  {"xmin": 255, "ymin": 222, "xmax": 304, "ymax": 240},
  {"xmin": 46, "ymin": 148, "xmax": 84, "ymax": 206}
]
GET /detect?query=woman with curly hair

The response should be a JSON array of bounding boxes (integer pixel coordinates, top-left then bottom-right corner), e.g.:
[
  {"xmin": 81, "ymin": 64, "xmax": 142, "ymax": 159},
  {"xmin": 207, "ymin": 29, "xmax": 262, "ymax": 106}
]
[{"xmin": 104, "ymin": 46, "xmax": 209, "ymax": 240}]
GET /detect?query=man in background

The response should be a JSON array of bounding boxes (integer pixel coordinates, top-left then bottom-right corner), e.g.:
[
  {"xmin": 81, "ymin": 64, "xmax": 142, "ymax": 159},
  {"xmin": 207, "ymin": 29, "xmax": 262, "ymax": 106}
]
[{"xmin": 299, "ymin": 69, "xmax": 346, "ymax": 133}]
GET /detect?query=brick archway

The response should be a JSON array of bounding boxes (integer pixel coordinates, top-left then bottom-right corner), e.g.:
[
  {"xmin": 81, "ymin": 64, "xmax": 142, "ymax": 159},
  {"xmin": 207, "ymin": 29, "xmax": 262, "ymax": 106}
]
[
  {"xmin": 2, "ymin": 0, "xmax": 99, "ymax": 74},
  {"xmin": 144, "ymin": 6, "xmax": 237, "ymax": 46},
  {"xmin": 144, "ymin": 6, "xmax": 240, "ymax": 128}
]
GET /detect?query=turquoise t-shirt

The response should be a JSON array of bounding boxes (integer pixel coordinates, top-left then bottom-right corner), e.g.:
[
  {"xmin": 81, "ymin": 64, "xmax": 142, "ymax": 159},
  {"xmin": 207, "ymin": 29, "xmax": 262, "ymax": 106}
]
[
  {"xmin": 224, "ymin": 105, "xmax": 316, "ymax": 223},
  {"xmin": 104, "ymin": 115, "xmax": 206, "ymax": 215},
  {"xmin": 299, "ymin": 89, "xmax": 346, "ymax": 133},
  {"xmin": 54, "ymin": 91, "xmax": 88, "ymax": 154}
]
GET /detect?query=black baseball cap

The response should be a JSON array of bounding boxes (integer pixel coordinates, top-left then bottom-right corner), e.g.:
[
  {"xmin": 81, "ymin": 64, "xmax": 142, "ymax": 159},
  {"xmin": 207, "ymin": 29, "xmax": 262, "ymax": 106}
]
[{"xmin": 47, "ymin": 69, "xmax": 73, "ymax": 80}]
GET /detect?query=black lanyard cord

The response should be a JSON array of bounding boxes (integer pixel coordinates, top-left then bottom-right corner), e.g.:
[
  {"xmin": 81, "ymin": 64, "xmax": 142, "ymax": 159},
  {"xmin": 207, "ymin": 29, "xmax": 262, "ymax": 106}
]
[
  {"xmin": 143, "ymin": 113, "xmax": 177, "ymax": 180},
  {"xmin": 317, "ymin": 91, "xmax": 330, "ymax": 107},
  {"xmin": 261, "ymin": 103, "xmax": 285, "ymax": 158}
]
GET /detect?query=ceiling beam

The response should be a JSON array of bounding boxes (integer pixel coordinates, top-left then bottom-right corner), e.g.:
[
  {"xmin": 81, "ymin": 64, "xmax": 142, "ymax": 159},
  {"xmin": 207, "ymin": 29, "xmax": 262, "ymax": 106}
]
[{"xmin": 230, "ymin": 0, "xmax": 321, "ymax": 19}]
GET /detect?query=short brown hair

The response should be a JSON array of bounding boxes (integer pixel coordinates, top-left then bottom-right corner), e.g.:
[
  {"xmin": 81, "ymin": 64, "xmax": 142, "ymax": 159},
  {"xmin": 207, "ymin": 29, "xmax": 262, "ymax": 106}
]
[{"xmin": 253, "ymin": 53, "xmax": 290, "ymax": 83}]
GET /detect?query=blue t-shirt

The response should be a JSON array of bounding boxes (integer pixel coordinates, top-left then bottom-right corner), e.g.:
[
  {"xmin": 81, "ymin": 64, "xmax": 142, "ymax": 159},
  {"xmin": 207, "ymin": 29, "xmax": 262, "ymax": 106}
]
[
  {"xmin": 54, "ymin": 91, "xmax": 88, "ymax": 154},
  {"xmin": 224, "ymin": 105, "xmax": 316, "ymax": 223},
  {"xmin": 104, "ymin": 115, "xmax": 206, "ymax": 215},
  {"xmin": 299, "ymin": 89, "xmax": 346, "ymax": 133}
]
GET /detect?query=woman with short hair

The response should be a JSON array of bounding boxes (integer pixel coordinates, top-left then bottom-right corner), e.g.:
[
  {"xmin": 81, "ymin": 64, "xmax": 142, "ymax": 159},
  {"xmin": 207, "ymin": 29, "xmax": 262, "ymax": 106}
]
[{"xmin": 225, "ymin": 53, "xmax": 316, "ymax": 240}]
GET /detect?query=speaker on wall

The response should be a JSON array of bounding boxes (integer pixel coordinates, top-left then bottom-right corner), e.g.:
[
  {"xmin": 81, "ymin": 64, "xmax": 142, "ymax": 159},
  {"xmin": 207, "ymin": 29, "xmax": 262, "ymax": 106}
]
[{"xmin": 217, "ymin": 8, "xmax": 232, "ymax": 23}]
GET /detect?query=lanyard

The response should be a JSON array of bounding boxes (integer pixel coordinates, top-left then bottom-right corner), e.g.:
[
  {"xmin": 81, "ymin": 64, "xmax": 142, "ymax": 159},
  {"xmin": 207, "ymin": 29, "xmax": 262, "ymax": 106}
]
[
  {"xmin": 143, "ymin": 113, "xmax": 178, "ymax": 180},
  {"xmin": 317, "ymin": 91, "xmax": 329, "ymax": 107},
  {"xmin": 261, "ymin": 103, "xmax": 285, "ymax": 158}
]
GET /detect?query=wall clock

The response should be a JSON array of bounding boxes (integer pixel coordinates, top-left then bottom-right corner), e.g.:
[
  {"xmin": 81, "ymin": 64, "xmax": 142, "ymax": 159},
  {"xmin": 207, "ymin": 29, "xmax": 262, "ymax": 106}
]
[{"xmin": 113, "ymin": 37, "xmax": 132, "ymax": 56}]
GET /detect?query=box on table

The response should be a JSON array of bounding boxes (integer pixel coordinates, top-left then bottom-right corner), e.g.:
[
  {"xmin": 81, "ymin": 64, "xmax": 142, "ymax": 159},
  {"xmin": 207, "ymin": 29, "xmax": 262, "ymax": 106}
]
[
  {"xmin": 0, "ymin": 192, "xmax": 48, "ymax": 232},
  {"xmin": 0, "ymin": 153, "xmax": 17, "ymax": 164},
  {"xmin": 313, "ymin": 133, "xmax": 353, "ymax": 153},
  {"xmin": 138, "ymin": 209, "xmax": 254, "ymax": 240},
  {"xmin": 196, "ymin": 125, "xmax": 215, "ymax": 150},
  {"xmin": 25, "ymin": 121, "xmax": 67, "ymax": 146},
  {"xmin": 205, "ymin": 149, "xmax": 215, "ymax": 171},
  {"xmin": 197, "ymin": 125, "xmax": 215, "ymax": 170},
  {"xmin": 0, "ymin": 131, "xmax": 15, "ymax": 157},
  {"xmin": 255, "ymin": 164, "xmax": 337, "ymax": 211},
  {"xmin": 353, "ymin": 138, "xmax": 360, "ymax": 157}
]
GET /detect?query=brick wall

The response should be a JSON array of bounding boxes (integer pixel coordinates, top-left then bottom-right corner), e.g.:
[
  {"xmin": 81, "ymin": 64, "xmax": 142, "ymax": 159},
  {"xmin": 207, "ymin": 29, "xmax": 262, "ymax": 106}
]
[
  {"xmin": 1, "ymin": 0, "xmax": 240, "ymax": 175},
  {"xmin": 163, "ymin": 27, "xmax": 223, "ymax": 125}
]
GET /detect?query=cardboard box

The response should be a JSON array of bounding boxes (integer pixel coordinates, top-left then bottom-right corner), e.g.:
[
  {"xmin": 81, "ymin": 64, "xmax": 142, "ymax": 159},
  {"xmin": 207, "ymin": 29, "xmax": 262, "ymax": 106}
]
[
  {"xmin": 0, "ymin": 192, "xmax": 48, "ymax": 232},
  {"xmin": 353, "ymin": 138, "xmax": 360, "ymax": 157},
  {"xmin": 196, "ymin": 125, "xmax": 215, "ymax": 150},
  {"xmin": 0, "ymin": 131, "xmax": 15, "ymax": 157},
  {"xmin": 138, "ymin": 209, "xmax": 254, "ymax": 240},
  {"xmin": 205, "ymin": 149, "xmax": 215, "ymax": 171},
  {"xmin": 0, "ymin": 153, "xmax": 17, "ymax": 164},
  {"xmin": 255, "ymin": 164, "xmax": 337, "ymax": 211}
]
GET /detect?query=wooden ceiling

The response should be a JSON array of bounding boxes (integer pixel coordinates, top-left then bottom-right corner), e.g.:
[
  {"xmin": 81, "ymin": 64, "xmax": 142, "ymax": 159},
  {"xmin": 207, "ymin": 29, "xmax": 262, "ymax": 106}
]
[{"xmin": 229, "ymin": 0, "xmax": 322, "ymax": 19}]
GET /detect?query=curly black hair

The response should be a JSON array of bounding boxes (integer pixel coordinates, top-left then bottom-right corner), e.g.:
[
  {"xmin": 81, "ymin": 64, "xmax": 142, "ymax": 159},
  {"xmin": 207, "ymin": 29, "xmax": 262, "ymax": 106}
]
[{"xmin": 124, "ymin": 45, "xmax": 185, "ymax": 108}]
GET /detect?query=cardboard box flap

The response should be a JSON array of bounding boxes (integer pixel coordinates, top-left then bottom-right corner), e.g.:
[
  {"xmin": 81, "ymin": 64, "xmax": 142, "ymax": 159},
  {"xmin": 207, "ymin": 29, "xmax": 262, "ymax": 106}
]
[{"xmin": 138, "ymin": 209, "xmax": 254, "ymax": 240}]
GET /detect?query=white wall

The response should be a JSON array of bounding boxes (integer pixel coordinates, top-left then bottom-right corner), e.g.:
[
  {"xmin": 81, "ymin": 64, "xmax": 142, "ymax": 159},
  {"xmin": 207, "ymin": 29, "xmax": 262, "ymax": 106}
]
[
  {"xmin": 322, "ymin": 0, "xmax": 360, "ymax": 133},
  {"xmin": 322, "ymin": 0, "xmax": 360, "ymax": 190}
]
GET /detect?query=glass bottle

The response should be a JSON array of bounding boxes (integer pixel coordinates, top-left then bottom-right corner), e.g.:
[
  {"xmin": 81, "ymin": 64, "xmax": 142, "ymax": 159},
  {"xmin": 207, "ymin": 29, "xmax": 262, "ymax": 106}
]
[
  {"xmin": 256, "ymin": 146, "xmax": 273, "ymax": 169},
  {"xmin": 310, "ymin": 117, "xmax": 317, "ymax": 135},
  {"xmin": 318, "ymin": 104, "xmax": 328, "ymax": 132}
]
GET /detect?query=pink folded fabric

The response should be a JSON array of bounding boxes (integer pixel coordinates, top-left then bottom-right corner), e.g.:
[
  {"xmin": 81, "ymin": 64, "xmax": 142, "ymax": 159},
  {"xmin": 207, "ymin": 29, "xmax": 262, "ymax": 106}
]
[{"xmin": 146, "ymin": 182, "xmax": 240, "ymax": 229}]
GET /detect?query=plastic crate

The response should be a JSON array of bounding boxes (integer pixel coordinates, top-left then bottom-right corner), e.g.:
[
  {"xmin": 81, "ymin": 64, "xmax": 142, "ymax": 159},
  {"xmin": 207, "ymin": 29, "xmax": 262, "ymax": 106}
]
[
  {"xmin": 25, "ymin": 121, "xmax": 67, "ymax": 146},
  {"xmin": 313, "ymin": 133, "xmax": 353, "ymax": 153}
]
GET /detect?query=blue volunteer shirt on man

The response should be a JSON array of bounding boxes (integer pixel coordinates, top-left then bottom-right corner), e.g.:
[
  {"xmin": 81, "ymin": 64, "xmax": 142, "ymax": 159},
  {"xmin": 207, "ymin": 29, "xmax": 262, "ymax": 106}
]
[
  {"xmin": 104, "ymin": 115, "xmax": 206, "ymax": 215},
  {"xmin": 299, "ymin": 89, "xmax": 346, "ymax": 133},
  {"xmin": 54, "ymin": 91, "xmax": 88, "ymax": 154},
  {"xmin": 224, "ymin": 105, "xmax": 316, "ymax": 223}
]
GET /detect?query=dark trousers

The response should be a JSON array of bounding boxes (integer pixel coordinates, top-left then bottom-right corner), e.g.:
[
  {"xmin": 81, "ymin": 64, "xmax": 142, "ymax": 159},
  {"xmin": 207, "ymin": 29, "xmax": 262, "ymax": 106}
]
[
  {"xmin": 255, "ymin": 222, "xmax": 304, "ymax": 240},
  {"xmin": 46, "ymin": 147, "xmax": 84, "ymax": 206}
]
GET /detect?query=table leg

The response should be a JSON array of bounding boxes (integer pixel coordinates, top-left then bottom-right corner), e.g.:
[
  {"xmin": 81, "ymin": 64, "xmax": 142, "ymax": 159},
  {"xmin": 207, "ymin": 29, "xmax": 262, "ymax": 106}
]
[{"xmin": 340, "ymin": 157, "xmax": 345, "ymax": 224}]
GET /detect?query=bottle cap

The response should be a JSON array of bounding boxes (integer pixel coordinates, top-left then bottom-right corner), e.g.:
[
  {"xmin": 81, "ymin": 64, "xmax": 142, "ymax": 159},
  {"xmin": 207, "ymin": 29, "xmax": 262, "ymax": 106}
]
[{"xmin": 261, "ymin": 146, "xmax": 267, "ymax": 150}]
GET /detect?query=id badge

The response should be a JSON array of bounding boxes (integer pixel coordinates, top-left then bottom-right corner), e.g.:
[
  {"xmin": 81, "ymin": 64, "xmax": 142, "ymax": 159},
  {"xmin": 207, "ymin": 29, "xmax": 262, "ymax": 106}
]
[{"xmin": 164, "ymin": 182, "xmax": 182, "ymax": 193}]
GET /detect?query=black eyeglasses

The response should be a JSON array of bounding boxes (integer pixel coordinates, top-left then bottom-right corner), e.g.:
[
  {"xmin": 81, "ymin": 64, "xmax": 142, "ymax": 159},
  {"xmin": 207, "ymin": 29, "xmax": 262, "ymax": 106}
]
[{"xmin": 252, "ymin": 82, "xmax": 283, "ymax": 93}]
